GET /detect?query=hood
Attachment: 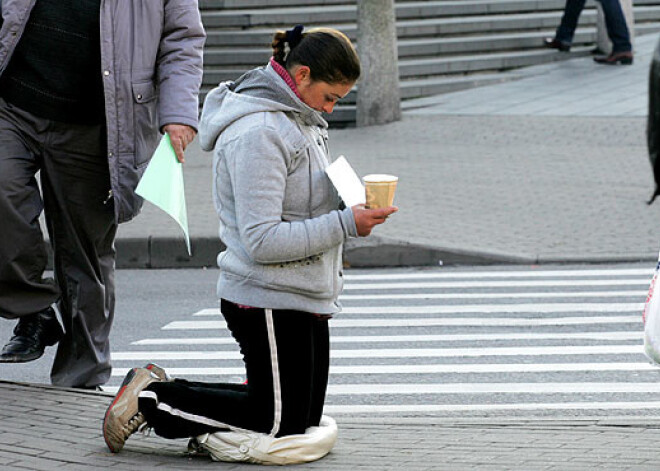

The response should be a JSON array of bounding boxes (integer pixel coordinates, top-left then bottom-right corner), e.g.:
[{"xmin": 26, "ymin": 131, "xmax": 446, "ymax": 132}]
[{"xmin": 199, "ymin": 63, "xmax": 327, "ymax": 152}]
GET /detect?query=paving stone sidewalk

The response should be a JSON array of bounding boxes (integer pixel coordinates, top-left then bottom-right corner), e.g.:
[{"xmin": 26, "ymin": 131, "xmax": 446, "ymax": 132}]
[{"xmin": 2, "ymin": 381, "xmax": 660, "ymax": 470}]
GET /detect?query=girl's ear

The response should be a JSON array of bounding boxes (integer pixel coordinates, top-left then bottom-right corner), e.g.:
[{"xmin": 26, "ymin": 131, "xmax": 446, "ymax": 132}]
[{"xmin": 293, "ymin": 65, "xmax": 312, "ymax": 87}]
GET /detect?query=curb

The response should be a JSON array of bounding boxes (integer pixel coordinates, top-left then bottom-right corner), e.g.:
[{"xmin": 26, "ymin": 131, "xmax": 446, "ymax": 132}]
[
  {"xmin": 111, "ymin": 236, "xmax": 533, "ymax": 269},
  {"xmin": 104, "ymin": 236, "xmax": 658, "ymax": 269},
  {"xmin": 45, "ymin": 237, "xmax": 659, "ymax": 269}
]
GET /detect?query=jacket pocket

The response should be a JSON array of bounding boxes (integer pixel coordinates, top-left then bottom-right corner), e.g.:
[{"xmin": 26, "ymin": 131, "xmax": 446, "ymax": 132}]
[{"xmin": 132, "ymin": 81, "xmax": 160, "ymax": 168}]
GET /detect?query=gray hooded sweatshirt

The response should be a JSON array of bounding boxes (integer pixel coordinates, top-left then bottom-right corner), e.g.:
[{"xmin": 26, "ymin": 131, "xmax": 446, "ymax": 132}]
[{"xmin": 199, "ymin": 63, "xmax": 358, "ymax": 314}]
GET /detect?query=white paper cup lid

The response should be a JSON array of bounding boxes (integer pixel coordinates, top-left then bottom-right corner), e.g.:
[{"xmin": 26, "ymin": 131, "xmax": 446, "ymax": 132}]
[{"xmin": 363, "ymin": 174, "xmax": 398, "ymax": 183}]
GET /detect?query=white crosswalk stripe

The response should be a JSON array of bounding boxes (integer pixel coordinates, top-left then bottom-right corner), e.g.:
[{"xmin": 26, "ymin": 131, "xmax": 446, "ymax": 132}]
[
  {"xmin": 161, "ymin": 316, "xmax": 640, "ymax": 329},
  {"xmin": 339, "ymin": 290, "xmax": 646, "ymax": 301},
  {"xmin": 192, "ymin": 303, "xmax": 643, "ymax": 315},
  {"xmin": 112, "ymin": 345, "xmax": 643, "ymax": 361},
  {"xmin": 131, "ymin": 332, "xmax": 642, "ymax": 345},
  {"xmin": 341, "ymin": 279, "xmax": 651, "ymax": 290},
  {"xmin": 110, "ymin": 362, "xmax": 655, "ymax": 378},
  {"xmin": 343, "ymin": 268, "xmax": 653, "ymax": 280},
  {"xmin": 108, "ymin": 264, "xmax": 659, "ymax": 418}
]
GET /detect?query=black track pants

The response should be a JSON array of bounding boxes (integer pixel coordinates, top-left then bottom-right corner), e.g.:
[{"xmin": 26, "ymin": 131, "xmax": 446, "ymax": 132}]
[{"xmin": 138, "ymin": 299, "xmax": 331, "ymax": 438}]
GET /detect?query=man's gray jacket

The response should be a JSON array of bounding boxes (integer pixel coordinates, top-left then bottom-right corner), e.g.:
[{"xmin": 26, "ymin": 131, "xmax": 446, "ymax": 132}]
[{"xmin": 0, "ymin": 0, "xmax": 206, "ymax": 223}]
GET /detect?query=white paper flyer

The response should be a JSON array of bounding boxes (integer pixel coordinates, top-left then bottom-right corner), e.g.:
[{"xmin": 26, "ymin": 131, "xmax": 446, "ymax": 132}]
[{"xmin": 325, "ymin": 155, "xmax": 365, "ymax": 207}]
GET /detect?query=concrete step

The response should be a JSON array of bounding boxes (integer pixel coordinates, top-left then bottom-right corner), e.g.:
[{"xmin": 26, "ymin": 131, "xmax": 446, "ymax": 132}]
[
  {"xmin": 201, "ymin": 10, "xmax": 569, "ymax": 35},
  {"xmin": 201, "ymin": 22, "xmax": 660, "ymax": 92},
  {"xmin": 199, "ymin": 0, "xmax": 660, "ymax": 7},
  {"xmin": 397, "ymin": 47, "xmax": 589, "ymax": 79},
  {"xmin": 196, "ymin": 0, "xmax": 660, "ymax": 125},
  {"xmin": 201, "ymin": 71, "xmax": 528, "ymax": 106},
  {"xmin": 200, "ymin": 0, "xmax": 660, "ymax": 12},
  {"xmin": 397, "ymin": 30, "xmax": 589, "ymax": 57},
  {"xmin": 201, "ymin": 3, "xmax": 660, "ymax": 30},
  {"xmin": 201, "ymin": 13, "xmax": 568, "ymax": 48},
  {"xmin": 200, "ymin": 34, "xmax": 609, "ymax": 83},
  {"xmin": 199, "ymin": 0, "xmax": 572, "ymax": 27},
  {"xmin": 394, "ymin": 7, "xmax": 660, "ymax": 37},
  {"xmin": 201, "ymin": 47, "xmax": 586, "ymax": 91},
  {"xmin": 201, "ymin": 5, "xmax": 354, "ymax": 28},
  {"xmin": 201, "ymin": 6, "xmax": 660, "ymax": 47},
  {"xmin": 204, "ymin": 47, "xmax": 271, "ymax": 66},
  {"xmin": 202, "ymin": 29, "xmax": 598, "ymax": 67},
  {"xmin": 199, "ymin": 0, "xmax": 352, "ymax": 8}
]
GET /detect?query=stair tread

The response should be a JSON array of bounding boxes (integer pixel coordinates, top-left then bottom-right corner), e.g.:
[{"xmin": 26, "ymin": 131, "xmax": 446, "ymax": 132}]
[{"xmin": 196, "ymin": 0, "xmax": 660, "ymax": 123}]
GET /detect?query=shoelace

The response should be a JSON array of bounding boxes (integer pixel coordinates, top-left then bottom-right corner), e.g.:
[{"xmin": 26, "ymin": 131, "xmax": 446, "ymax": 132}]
[
  {"xmin": 138, "ymin": 422, "xmax": 152, "ymax": 437},
  {"xmin": 122, "ymin": 412, "xmax": 145, "ymax": 439}
]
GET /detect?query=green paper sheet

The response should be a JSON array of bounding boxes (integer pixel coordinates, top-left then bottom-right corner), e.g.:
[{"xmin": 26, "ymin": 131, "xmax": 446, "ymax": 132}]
[{"xmin": 136, "ymin": 134, "xmax": 191, "ymax": 255}]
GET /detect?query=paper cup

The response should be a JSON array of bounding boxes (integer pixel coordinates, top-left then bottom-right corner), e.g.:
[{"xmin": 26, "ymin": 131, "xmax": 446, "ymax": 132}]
[{"xmin": 363, "ymin": 174, "xmax": 398, "ymax": 209}]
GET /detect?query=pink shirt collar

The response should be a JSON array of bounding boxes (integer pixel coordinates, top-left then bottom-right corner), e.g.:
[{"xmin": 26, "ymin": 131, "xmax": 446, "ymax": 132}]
[{"xmin": 270, "ymin": 57, "xmax": 302, "ymax": 100}]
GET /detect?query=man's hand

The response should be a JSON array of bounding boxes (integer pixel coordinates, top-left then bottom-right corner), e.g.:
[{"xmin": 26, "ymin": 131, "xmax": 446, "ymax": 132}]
[
  {"xmin": 163, "ymin": 124, "xmax": 197, "ymax": 163},
  {"xmin": 351, "ymin": 205, "xmax": 398, "ymax": 237}
]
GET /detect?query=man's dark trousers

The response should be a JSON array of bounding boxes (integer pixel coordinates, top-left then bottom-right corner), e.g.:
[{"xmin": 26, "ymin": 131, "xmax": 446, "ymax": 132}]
[
  {"xmin": 0, "ymin": 97, "xmax": 116, "ymax": 388},
  {"xmin": 555, "ymin": 0, "xmax": 632, "ymax": 53}
]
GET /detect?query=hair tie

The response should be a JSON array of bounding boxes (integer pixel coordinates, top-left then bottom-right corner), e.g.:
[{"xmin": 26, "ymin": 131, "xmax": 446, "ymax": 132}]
[{"xmin": 285, "ymin": 24, "xmax": 304, "ymax": 49}]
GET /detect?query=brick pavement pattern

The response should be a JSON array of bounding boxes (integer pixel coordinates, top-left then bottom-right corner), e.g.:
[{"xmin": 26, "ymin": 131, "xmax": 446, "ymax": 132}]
[{"xmin": 3, "ymin": 381, "xmax": 660, "ymax": 470}]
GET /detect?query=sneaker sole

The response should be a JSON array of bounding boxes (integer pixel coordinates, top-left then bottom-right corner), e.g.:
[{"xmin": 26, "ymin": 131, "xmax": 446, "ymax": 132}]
[{"xmin": 102, "ymin": 368, "xmax": 137, "ymax": 453}]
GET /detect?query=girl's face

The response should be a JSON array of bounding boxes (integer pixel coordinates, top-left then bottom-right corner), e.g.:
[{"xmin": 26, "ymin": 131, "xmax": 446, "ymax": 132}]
[{"xmin": 292, "ymin": 66, "xmax": 354, "ymax": 114}]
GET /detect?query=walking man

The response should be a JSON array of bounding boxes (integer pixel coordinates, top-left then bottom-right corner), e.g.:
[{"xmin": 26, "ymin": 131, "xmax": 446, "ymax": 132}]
[
  {"xmin": 0, "ymin": 0, "xmax": 205, "ymax": 388},
  {"xmin": 544, "ymin": 0, "xmax": 633, "ymax": 65}
]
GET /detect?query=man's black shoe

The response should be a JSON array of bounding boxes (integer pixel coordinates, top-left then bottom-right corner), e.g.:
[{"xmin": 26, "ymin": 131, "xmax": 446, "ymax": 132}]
[
  {"xmin": 0, "ymin": 308, "xmax": 63, "ymax": 363},
  {"xmin": 543, "ymin": 37, "xmax": 571, "ymax": 52}
]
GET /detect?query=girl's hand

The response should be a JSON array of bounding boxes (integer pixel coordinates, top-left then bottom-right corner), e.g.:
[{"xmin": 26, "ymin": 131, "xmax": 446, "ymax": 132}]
[{"xmin": 351, "ymin": 205, "xmax": 398, "ymax": 237}]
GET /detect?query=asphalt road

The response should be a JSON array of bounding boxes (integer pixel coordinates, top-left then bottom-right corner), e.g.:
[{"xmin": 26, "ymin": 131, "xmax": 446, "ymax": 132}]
[{"xmin": 0, "ymin": 263, "xmax": 658, "ymax": 420}]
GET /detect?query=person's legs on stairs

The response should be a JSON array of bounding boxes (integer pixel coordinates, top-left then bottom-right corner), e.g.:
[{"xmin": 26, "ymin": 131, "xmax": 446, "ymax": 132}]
[
  {"xmin": 545, "ymin": 0, "xmax": 588, "ymax": 50},
  {"xmin": 597, "ymin": 0, "xmax": 632, "ymax": 53}
]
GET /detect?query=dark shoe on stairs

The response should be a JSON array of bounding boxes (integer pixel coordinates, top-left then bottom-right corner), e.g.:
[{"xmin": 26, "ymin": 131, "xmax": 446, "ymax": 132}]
[
  {"xmin": 593, "ymin": 51, "xmax": 633, "ymax": 65},
  {"xmin": 543, "ymin": 37, "xmax": 571, "ymax": 52}
]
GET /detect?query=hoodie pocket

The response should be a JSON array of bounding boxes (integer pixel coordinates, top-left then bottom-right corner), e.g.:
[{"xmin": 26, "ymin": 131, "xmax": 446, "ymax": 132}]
[{"xmin": 252, "ymin": 251, "xmax": 334, "ymax": 299}]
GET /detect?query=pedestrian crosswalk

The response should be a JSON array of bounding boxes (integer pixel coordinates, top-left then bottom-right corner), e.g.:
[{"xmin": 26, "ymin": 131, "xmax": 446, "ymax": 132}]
[{"xmin": 108, "ymin": 264, "xmax": 660, "ymax": 418}]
